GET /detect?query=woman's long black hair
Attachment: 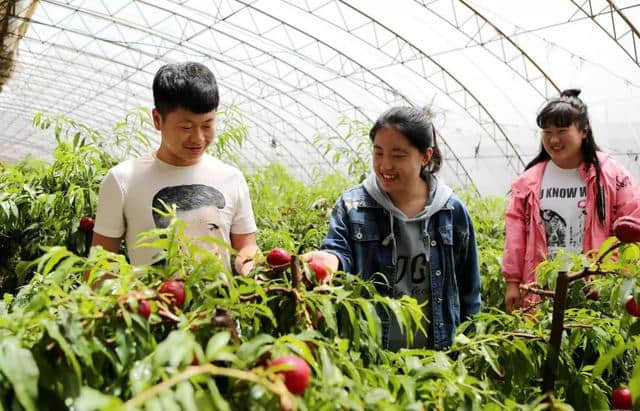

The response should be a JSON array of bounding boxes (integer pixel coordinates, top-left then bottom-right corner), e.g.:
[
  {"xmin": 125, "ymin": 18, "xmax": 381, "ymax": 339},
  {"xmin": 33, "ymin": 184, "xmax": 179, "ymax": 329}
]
[{"xmin": 527, "ymin": 89, "xmax": 605, "ymax": 224}]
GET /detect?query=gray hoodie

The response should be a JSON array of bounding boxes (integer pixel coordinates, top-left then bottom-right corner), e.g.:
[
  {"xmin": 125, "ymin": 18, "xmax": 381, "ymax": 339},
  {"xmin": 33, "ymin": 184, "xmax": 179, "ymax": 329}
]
[{"xmin": 363, "ymin": 172, "xmax": 453, "ymax": 350}]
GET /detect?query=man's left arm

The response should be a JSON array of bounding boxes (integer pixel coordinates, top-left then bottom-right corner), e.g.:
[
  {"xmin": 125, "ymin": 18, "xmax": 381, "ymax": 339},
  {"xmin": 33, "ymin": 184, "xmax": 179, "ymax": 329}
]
[
  {"xmin": 229, "ymin": 173, "xmax": 260, "ymax": 276},
  {"xmin": 231, "ymin": 232, "xmax": 260, "ymax": 276}
]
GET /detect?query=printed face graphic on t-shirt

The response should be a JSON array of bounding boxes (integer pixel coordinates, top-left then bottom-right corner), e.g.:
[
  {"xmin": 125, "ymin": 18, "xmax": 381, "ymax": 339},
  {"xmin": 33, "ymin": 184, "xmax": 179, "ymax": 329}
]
[
  {"xmin": 152, "ymin": 184, "xmax": 227, "ymax": 257},
  {"xmin": 539, "ymin": 177, "xmax": 586, "ymax": 258},
  {"xmin": 541, "ymin": 209, "xmax": 566, "ymax": 248},
  {"xmin": 180, "ymin": 205, "xmax": 224, "ymax": 245}
]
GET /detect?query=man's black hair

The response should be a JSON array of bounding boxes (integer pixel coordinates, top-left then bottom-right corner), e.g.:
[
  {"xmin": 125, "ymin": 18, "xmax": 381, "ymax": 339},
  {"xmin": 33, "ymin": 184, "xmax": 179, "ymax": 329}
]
[{"xmin": 153, "ymin": 62, "xmax": 219, "ymax": 117}]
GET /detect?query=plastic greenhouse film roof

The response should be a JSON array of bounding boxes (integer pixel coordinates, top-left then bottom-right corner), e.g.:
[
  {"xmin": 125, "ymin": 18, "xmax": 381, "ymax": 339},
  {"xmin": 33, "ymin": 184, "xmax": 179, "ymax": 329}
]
[{"xmin": 1, "ymin": 0, "xmax": 639, "ymax": 195}]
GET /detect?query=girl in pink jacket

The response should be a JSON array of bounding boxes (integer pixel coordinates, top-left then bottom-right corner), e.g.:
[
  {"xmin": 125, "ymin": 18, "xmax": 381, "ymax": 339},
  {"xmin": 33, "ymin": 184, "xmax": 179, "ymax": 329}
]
[{"xmin": 503, "ymin": 89, "xmax": 640, "ymax": 312}]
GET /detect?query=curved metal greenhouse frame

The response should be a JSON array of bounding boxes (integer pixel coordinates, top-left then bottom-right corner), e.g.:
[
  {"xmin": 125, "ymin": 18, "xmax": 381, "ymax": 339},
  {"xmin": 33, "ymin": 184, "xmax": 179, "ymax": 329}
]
[{"xmin": 1, "ymin": 0, "xmax": 638, "ymax": 194}]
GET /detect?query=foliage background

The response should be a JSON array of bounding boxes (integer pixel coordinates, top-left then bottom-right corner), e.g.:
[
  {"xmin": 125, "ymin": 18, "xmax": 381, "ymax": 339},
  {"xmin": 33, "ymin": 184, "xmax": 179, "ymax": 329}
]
[{"xmin": 0, "ymin": 110, "xmax": 639, "ymax": 410}]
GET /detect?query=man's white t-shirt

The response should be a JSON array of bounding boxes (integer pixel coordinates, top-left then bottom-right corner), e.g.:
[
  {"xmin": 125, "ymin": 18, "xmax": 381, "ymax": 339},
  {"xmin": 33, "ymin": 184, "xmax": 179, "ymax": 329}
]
[
  {"xmin": 539, "ymin": 161, "xmax": 587, "ymax": 259},
  {"xmin": 93, "ymin": 152, "xmax": 257, "ymax": 270}
]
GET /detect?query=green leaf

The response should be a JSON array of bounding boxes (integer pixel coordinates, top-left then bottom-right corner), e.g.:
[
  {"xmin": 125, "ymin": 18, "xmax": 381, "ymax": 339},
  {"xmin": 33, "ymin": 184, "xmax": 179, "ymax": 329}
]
[
  {"xmin": 628, "ymin": 319, "xmax": 640, "ymax": 337},
  {"xmin": 72, "ymin": 131, "xmax": 81, "ymax": 150},
  {"xmin": 38, "ymin": 246, "xmax": 73, "ymax": 276},
  {"xmin": 114, "ymin": 327, "xmax": 133, "ymax": 368},
  {"xmin": 587, "ymin": 387, "xmax": 610, "ymax": 411},
  {"xmin": 205, "ymin": 331, "xmax": 231, "ymax": 362},
  {"xmin": 0, "ymin": 337, "xmax": 39, "ymax": 411},
  {"xmin": 130, "ymin": 358, "xmax": 154, "ymax": 395},
  {"xmin": 319, "ymin": 346, "xmax": 343, "ymax": 385},
  {"xmin": 158, "ymin": 389, "xmax": 181, "ymax": 411},
  {"xmin": 236, "ymin": 334, "xmax": 274, "ymax": 367},
  {"xmin": 383, "ymin": 298, "xmax": 406, "ymax": 335},
  {"xmin": 319, "ymin": 297, "xmax": 337, "ymax": 331},
  {"xmin": 479, "ymin": 344, "xmax": 501, "ymax": 376},
  {"xmin": 356, "ymin": 299, "xmax": 380, "ymax": 344},
  {"xmin": 144, "ymin": 397, "xmax": 164, "ymax": 411},
  {"xmin": 176, "ymin": 381, "xmax": 199, "ymax": 411},
  {"xmin": 364, "ymin": 388, "xmax": 393, "ymax": 404},
  {"xmin": 154, "ymin": 331, "xmax": 195, "ymax": 368},
  {"xmin": 206, "ymin": 379, "xmax": 231, "ymax": 411},
  {"xmin": 630, "ymin": 354, "xmax": 640, "ymax": 407},
  {"xmin": 33, "ymin": 112, "xmax": 42, "ymax": 127},
  {"xmin": 592, "ymin": 341, "xmax": 628, "ymax": 379},
  {"xmin": 454, "ymin": 334, "xmax": 471, "ymax": 346},
  {"xmin": 73, "ymin": 387, "xmax": 122, "ymax": 411},
  {"xmin": 279, "ymin": 335, "xmax": 316, "ymax": 367},
  {"xmin": 25, "ymin": 292, "xmax": 49, "ymax": 313},
  {"xmin": 44, "ymin": 320, "xmax": 82, "ymax": 382},
  {"xmin": 618, "ymin": 278, "xmax": 636, "ymax": 305},
  {"xmin": 621, "ymin": 243, "xmax": 640, "ymax": 264},
  {"xmin": 598, "ymin": 236, "xmax": 618, "ymax": 260}
]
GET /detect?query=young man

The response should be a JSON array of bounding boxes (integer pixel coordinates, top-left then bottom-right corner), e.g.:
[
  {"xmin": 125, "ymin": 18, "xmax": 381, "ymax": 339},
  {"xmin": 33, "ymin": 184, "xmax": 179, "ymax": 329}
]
[{"xmin": 92, "ymin": 62, "xmax": 259, "ymax": 275}]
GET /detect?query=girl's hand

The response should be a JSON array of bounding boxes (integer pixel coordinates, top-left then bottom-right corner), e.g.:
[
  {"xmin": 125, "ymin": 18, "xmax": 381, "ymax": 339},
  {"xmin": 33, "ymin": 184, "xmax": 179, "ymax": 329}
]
[
  {"xmin": 301, "ymin": 251, "xmax": 339, "ymax": 273},
  {"xmin": 505, "ymin": 282, "xmax": 522, "ymax": 313}
]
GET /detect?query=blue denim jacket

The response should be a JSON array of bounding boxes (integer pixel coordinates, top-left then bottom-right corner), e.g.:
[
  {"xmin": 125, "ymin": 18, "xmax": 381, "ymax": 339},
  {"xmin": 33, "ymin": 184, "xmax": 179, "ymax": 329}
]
[{"xmin": 321, "ymin": 184, "xmax": 481, "ymax": 350}]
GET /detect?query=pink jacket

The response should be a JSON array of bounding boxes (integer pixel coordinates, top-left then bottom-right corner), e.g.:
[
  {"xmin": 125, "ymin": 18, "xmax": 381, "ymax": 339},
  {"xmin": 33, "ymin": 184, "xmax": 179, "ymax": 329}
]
[{"xmin": 502, "ymin": 152, "xmax": 640, "ymax": 288}]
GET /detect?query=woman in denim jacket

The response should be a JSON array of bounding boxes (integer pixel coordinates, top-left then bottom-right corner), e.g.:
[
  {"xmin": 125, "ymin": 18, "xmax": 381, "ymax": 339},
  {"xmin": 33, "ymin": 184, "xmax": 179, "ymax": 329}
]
[{"xmin": 306, "ymin": 107, "xmax": 481, "ymax": 351}]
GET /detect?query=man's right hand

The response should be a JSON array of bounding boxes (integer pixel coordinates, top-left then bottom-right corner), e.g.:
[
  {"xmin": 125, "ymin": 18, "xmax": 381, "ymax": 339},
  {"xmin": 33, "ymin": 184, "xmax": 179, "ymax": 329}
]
[
  {"xmin": 505, "ymin": 282, "xmax": 522, "ymax": 313},
  {"xmin": 84, "ymin": 232, "xmax": 122, "ymax": 282},
  {"xmin": 91, "ymin": 232, "xmax": 122, "ymax": 254}
]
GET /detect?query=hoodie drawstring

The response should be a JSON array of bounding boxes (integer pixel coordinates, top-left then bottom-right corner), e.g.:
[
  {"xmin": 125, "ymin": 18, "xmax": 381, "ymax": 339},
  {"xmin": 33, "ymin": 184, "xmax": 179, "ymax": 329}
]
[
  {"xmin": 421, "ymin": 219, "xmax": 431, "ymax": 262},
  {"xmin": 381, "ymin": 212, "xmax": 397, "ymax": 265}
]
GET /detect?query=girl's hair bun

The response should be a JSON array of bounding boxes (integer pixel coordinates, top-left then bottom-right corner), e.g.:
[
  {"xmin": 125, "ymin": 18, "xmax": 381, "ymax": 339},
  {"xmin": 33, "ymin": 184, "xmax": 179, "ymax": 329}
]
[{"xmin": 560, "ymin": 88, "xmax": 581, "ymax": 98}]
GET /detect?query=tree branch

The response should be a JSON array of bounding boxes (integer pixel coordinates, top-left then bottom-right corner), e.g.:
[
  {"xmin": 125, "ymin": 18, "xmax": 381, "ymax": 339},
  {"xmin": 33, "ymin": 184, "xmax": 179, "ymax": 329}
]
[
  {"xmin": 519, "ymin": 284, "xmax": 556, "ymax": 298},
  {"xmin": 239, "ymin": 287, "xmax": 295, "ymax": 302},
  {"xmin": 122, "ymin": 363, "xmax": 295, "ymax": 410}
]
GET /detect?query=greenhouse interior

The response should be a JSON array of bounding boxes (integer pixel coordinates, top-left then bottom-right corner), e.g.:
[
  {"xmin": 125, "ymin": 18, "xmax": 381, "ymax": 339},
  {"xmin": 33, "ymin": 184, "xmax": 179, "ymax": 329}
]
[{"xmin": 1, "ymin": 0, "xmax": 640, "ymax": 409}]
